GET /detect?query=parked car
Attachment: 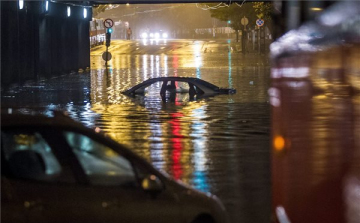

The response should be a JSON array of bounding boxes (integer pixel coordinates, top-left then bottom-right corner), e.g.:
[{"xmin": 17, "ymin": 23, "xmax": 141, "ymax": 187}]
[{"xmin": 1, "ymin": 111, "xmax": 229, "ymax": 223}]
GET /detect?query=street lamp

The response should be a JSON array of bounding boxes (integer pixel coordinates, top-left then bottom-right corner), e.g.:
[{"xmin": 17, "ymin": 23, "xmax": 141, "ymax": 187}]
[
  {"xmin": 83, "ymin": 8, "xmax": 87, "ymax": 19},
  {"xmin": 19, "ymin": 0, "xmax": 24, "ymax": 9},
  {"xmin": 67, "ymin": 6, "xmax": 71, "ymax": 17}
]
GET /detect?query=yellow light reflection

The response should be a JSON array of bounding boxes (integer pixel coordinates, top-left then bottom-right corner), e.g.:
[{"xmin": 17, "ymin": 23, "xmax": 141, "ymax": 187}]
[
  {"xmin": 105, "ymin": 149, "xmax": 118, "ymax": 157},
  {"xmin": 143, "ymin": 55, "xmax": 148, "ymax": 79},
  {"xmin": 107, "ymin": 171, "xmax": 117, "ymax": 176},
  {"xmin": 14, "ymin": 134, "xmax": 36, "ymax": 146},
  {"xmin": 274, "ymin": 136, "xmax": 285, "ymax": 151},
  {"xmin": 181, "ymin": 41, "xmax": 203, "ymax": 69},
  {"xmin": 310, "ymin": 7, "xmax": 323, "ymax": 11},
  {"xmin": 150, "ymin": 55, "xmax": 154, "ymax": 78},
  {"xmin": 163, "ymin": 55, "xmax": 168, "ymax": 76},
  {"xmin": 156, "ymin": 55, "xmax": 160, "ymax": 77}
]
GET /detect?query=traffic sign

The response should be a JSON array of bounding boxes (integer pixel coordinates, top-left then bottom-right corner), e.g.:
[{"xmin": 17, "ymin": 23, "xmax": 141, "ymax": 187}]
[
  {"xmin": 102, "ymin": 52, "xmax": 112, "ymax": 61},
  {"xmin": 256, "ymin": 19, "xmax": 265, "ymax": 27},
  {"xmin": 241, "ymin": 16, "xmax": 249, "ymax": 26},
  {"xmin": 104, "ymin": 18, "xmax": 114, "ymax": 28}
]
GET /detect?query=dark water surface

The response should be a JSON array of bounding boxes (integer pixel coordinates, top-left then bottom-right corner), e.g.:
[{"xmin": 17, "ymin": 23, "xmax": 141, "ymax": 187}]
[{"xmin": 2, "ymin": 39, "xmax": 271, "ymax": 223}]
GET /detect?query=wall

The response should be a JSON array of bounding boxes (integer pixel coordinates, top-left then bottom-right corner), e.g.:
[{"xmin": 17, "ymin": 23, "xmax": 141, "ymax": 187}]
[{"xmin": 1, "ymin": 1, "xmax": 92, "ymax": 88}]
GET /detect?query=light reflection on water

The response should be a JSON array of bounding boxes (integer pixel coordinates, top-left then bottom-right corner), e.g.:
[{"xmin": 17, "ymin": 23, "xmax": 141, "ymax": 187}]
[
  {"xmin": 88, "ymin": 48, "xmax": 271, "ymax": 223},
  {"xmin": 191, "ymin": 106, "xmax": 210, "ymax": 192},
  {"xmin": 1, "ymin": 40, "xmax": 271, "ymax": 223}
]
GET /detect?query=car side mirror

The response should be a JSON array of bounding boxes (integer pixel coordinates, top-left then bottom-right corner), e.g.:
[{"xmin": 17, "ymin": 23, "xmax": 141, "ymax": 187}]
[{"xmin": 141, "ymin": 174, "xmax": 163, "ymax": 194}]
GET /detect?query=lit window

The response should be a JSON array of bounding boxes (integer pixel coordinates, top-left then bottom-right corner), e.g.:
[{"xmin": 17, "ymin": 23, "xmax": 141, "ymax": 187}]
[
  {"xmin": 67, "ymin": 6, "xmax": 71, "ymax": 17},
  {"xmin": 45, "ymin": 1, "xmax": 49, "ymax": 12}
]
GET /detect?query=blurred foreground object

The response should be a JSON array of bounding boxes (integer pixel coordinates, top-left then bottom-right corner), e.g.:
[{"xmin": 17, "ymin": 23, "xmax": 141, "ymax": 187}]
[{"xmin": 270, "ymin": 1, "xmax": 360, "ymax": 223}]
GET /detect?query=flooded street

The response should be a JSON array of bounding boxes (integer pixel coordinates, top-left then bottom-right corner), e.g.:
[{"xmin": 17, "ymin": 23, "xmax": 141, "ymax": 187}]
[
  {"xmin": 3, "ymin": 1, "xmax": 360, "ymax": 223},
  {"xmin": 91, "ymin": 40, "xmax": 271, "ymax": 223},
  {"xmin": 2, "ymin": 39, "xmax": 271, "ymax": 223}
]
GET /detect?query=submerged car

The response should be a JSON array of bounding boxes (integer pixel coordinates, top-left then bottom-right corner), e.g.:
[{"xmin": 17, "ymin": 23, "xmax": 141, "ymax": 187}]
[
  {"xmin": 122, "ymin": 77, "xmax": 237, "ymax": 97},
  {"xmin": 1, "ymin": 111, "xmax": 229, "ymax": 223}
]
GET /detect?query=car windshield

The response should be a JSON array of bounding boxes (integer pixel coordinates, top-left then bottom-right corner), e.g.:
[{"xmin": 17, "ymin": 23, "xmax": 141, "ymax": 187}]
[
  {"xmin": 63, "ymin": 131, "xmax": 136, "ymax": 186},
  {"xmin": 1, "ymin": 129, "xmax": 63, "ymax": 181}
]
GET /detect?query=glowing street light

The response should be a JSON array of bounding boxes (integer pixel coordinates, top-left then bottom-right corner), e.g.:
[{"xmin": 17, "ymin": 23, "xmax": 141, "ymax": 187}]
[
  {"xmin": 67, "ymin": 6, "xmax": 71, "ymax": 17},
  {"xmin": 83, "ymin": 8, "xmax": 87, "ymax": 18},
  {"xmin": 19, "ymin": 0, "xmax": 24, "ymax": 9}
]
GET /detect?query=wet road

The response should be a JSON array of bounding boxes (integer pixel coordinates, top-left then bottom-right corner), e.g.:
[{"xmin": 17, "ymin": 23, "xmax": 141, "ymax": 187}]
[{"xmin": 2, "ymin": 39, "xmax": 271, "ymax": 223}]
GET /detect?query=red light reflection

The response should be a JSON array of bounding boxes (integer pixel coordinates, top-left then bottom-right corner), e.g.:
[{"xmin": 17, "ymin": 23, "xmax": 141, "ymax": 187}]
[{"xmin": 170, "ymin": 112, "xmax": 184, "ymax": 180}]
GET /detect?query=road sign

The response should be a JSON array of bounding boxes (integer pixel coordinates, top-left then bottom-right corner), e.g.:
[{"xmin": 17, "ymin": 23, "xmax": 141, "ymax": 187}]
[
  {"xmin": 104, "ymin": 18, "xmax": 114, "ymax": 28},
  {"xmin": 102, "ymin": 52, "xmax": 112, "ymax": 61},
  {"xmin": 241, "ymin": 16, "xmax": 249, "ymax": 26},
  {"xmin": 256, "ymin": 19, "xmax": 265, "ymax": 27}
]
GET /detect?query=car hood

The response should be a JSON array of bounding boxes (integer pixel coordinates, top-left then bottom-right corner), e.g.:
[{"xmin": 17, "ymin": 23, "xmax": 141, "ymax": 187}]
[{"xmin": 165, "ymin": 177, "xmax": 229, "ymax": 223}]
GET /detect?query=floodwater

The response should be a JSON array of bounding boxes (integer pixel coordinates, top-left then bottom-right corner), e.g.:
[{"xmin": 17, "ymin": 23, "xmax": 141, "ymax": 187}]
[
  {"xmin": 90, "ymin": 40, "xmax": 272, "ymax": 223},
  {"xmin": 2, "ymin": 39, "xmax": 271, "ymax": 223}
]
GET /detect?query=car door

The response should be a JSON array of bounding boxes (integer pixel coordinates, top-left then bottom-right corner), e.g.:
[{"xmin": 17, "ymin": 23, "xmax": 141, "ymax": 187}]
[
  {"xmin": 62, "ymin": 130, "xmax": 183, "ymax": 223},
  {"xmin": 1, "ymin": 128, "xmax": 102, "ymax": 223}
]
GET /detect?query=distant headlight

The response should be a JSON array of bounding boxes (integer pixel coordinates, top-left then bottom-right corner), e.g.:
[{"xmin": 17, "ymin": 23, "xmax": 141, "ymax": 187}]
[
  {"xmin": 141, "ymin": 33, "xmax": 148, "ymax": 39},
  {"xmin": 162, "ymin": 33, "xmax": 168, "ymax": 39},
  {"xmin": 149, "ymin": 33, "xmax": 154, "ymax": 38},
  {"xmin": 154, "ymin": 32, "xmax": 160, "ymax": 39}
]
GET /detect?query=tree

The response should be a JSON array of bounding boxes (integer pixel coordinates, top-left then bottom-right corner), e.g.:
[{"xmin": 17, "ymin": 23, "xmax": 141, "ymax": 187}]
[
  {"xmin": 253, "ymin": 2, "xmax": 273, "ymax": 20},
  {"xmin": 202, "ymin": 3, "xmax": 257, "ymax": 42},
  {"xmin": 93, "ymin": 5, "xmax": 108, "ymax": 17},
  {"xmin": 253, "ymin": 2, "xmax": 273, "ymax": 32}
]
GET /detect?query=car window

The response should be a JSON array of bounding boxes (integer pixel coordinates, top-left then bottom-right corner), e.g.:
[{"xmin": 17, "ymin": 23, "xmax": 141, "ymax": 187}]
[
  {"xmin": 63, "ymin": 131, "xmax": 136, "ymax": 187},
  {"xmin": 1, "ymin": 130, "xmax": 73, "ymax": 183}
]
